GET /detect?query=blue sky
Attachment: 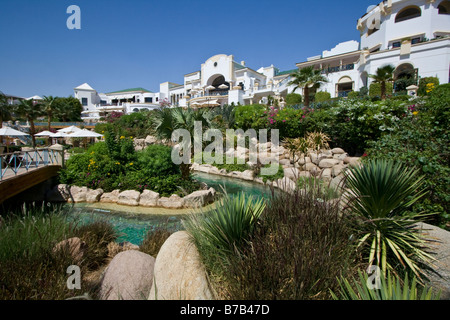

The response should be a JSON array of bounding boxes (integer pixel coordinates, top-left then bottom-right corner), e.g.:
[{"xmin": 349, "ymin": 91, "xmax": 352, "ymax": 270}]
[{"xmin": 0, "ymin": 0, "xmax": 378, "ymax": 98}]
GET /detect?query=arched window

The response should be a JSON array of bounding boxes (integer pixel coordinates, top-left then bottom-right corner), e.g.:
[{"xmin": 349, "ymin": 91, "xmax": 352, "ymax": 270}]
[
  {"xmin": 395, "ymin": 6, "xmax": 421, "ymax": 23},
  {"xmin": 438, "ymin": 1, "xmax": 450, "ymax": 14}
]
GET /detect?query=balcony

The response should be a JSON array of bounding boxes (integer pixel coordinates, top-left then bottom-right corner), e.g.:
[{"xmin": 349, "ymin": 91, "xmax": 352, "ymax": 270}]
[{"xmin": 321, "ymin": 63, "xmax": 355, "ymax": 74}]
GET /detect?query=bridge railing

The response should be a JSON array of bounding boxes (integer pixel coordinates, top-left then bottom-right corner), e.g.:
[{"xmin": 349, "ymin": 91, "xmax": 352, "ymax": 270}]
[{"xmin": 0, "ymin": 148, "xmax": 65, "ymax": 181}]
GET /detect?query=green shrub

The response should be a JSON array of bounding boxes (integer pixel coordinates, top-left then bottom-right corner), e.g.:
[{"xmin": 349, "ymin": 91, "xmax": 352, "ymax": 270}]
[
  {"xmin": 220, "ymin": 187, "xmax": 357, "ymax": 300},
  {"xmin": 234, "ymin": 104, "xmax": 267, "ymax": 131},
  {"xmin": 418, "ymin": 77, "xmax": 440, "ymax": 96},
  {"xmin": 315, "ymin": 91, "xmax": 331, "ymax": 103},
  {"xmin": 347, "ymin": 91, "xmax": 359, "ymax": 99},
  {"xmin": 343, "ymin": 159, "xmax": 434, "ymax": 279},
  {"xmin": 285, "ymin": 93, "xmax": 302, "ymax": 106},
  {"xmin": 369, "ymin": 82, "xmax": 393, "ymax": 98},
  {"xmin": 331, "ymin": 270, "xmax": 441, "ymax": 300},
  {"xmin": 137, "ymin": 144, "xmax": 179, "ymax": 178}
]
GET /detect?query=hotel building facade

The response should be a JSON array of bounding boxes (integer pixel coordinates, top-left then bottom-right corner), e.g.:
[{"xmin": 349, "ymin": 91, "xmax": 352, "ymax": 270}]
[{"xmin": 75, "ymin": 0, "xmax": 450, "ymax": 121}]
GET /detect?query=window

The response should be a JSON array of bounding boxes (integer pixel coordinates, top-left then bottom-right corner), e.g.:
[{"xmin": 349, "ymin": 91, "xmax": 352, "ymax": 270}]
[
  {"xmin": 81, "ymin": 98, "xmax": 88, "ymax": 106},
  {"xmin": 395, "ymin": 6, "xmax": 421, "ymax": 23},
  {"xmin": 392, "ymin": 41, "xmax": 401, "ymax": 48},
  {"xmin": 411, "ymin": 37, "xmax": 421, "ymax": 44},
  {"xmin": 156, "ymin": 97, "xmax": 159, "ymax": 102},
  {"xmin": 368, "ymin": 27, "xmax": 379, "ymax": 36},
  {"xmin": 438, "ymin": 1, "xmax": 450, "ymax": 14},
  {"xmin": 145, "ymin": 97, "xmax": 153, "ymax": 103}
]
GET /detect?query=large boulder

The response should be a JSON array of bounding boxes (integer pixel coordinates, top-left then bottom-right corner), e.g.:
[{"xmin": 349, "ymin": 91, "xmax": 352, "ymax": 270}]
[
  {"xmin": 158, "ymin": 194, "xmax": 185, "ymax": 209},
  {"xmin": 46, "ymin": 184, "xmax": 71, "ymax": 202},
  {"xmin": 183, "ymin": 188, "xmax": 215, "ymax": 208},
  {"xmin": 100, "ymin": 190, "xmax": 121, "ymax": 203},
  {"xmin": 149, "ymin": 231, "xmax": 213, "ymax": 300},
  {"xmin": 117, "ymin": 190, "xmax": 141, "ymax": 206},
  {"xmin": 86, "ymin": 188, "xmax": 104, "ymax": 203},
  {"xmin": 240, "ymin": 170, "xmax": 255, "ymax": 181},
  {"xmin": 53, "ymin": 237, "xmax": 87, "ymax": 263},
  {"xmin": 418, "ymin": 223, "xmax": 450, "ymax": 300},
  {"xmin": 318, "ymin": 158, "xmax": 341, "ymax": 168},
  {"xmin": 276, "ymin": 177, "xmax": 297, "ymax": 193},
  {"xmin": 145, "ymin": 135, "xmax": 157, "ymax": 145},
  {"xmin": 68, "ymin": 186, "xmax": 89, "ymax": 203},
  {"xmin": 100, "ymin": 250, "xmax": 156, "ymax": 300},
  {"xmin": 139, "ymin": 190, "xmax": 160, "ymax": 207},
  {"xmin": 284, "ymin": 167, "xmax": 300, "ymax": 180}
]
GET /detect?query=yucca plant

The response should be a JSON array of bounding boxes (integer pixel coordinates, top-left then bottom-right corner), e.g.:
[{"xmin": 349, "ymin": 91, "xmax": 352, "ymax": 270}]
[
  {"xmin": 183, "ymin": 192, "xmax": 266, "ymax": 270},
  {"xmin": 331, "ymin": 269, "xmax": 440, "ymax": 300},
  {"xmin": 343, "ymin": 159, "xmax": 435, "ymax": 280}
]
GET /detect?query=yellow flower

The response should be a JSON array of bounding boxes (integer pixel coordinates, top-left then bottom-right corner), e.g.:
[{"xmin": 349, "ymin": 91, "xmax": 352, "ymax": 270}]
[
  {"xmin": 120, "ymin": 136, "xmax": 125, "ymax": 139},
  {"xmin": 413, "ymin": 111, "xmax": 418, "ymax": 115},
  {"xmin": 129, "ymin": 163, "xmax": 133, "ymax": 166}
]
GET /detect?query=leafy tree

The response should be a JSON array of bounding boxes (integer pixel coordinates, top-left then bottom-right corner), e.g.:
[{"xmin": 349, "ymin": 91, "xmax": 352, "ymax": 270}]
[
  {"xmin": 53, "ymin": 97, "xmax": 82, "ymax": 122},
  {"xmin": 285, "ymin": 93, "xmax": 302, "ymax": 106},
  {"xmin": 13, "ymin": 99, "xmax": 44, "ymax": 147},
  {"xmin": 288, "ymin": 66, "xmax": 328, "ymax": 107},
  {"xmin": 42, "ymin": 95, "xmax": 57, "ymax": 131},
  {"xmin": 369, "ymin": 65, "xmax": 395, "ymax": 100},
  {"xmin": 0, "ymin": 91, "xmax": 12, "ymax": 129}
]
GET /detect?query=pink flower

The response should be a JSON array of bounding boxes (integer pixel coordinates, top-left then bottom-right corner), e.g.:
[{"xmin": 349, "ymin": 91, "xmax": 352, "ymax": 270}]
[{"xmin": 282, "ymin": 120, "xmax": 286, "ymax": 122}]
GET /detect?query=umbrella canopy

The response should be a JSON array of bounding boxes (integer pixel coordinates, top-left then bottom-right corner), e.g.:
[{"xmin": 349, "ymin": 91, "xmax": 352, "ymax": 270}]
[
  {"xmin": 0, "ymin": 127, "xmax": 29, "ymax": 136},
  {"xmin": 218, "ymin": 84, "xmax": 229, "ymax": 89},
  {"xmin": 51, "ymin": 132, "xmax": 70, "ymax": 138},
  {"xmin": 205, "ymin": 85, "xmax": 215, "ymax": 90},
  {"xmin": 67, "ymin": 129, "xmax": 103, "ymax": 138},
  {"xmin": 35, "ymin": 130, "xmax": 55, "ymax": 137},
  {"xmin": 57, "ymin": 125, "xmax": 82, "ymax": 133}
]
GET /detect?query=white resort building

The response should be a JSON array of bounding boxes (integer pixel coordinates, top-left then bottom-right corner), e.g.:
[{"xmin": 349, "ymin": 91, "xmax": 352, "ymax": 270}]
[{"xmin": 74, "ymin": 0, "xmax": 450, "ymax": 121}]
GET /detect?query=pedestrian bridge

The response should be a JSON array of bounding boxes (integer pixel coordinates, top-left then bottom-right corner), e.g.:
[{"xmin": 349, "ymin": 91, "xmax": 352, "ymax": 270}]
[{"xmin": 0, "ymin": 148, "xmax": 65, "ymax": 203}]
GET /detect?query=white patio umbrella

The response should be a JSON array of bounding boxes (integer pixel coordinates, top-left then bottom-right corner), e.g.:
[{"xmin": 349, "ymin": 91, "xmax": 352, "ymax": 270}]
[
  {"xmin": 35, "ymin": 130, "xmax": 54, "ymax": 137},
  {"xmin": 57, "ymin": 125, "xmax": 82, "ymax": 133},
  {"xmin": 205, "ymin": 85, "xmax": 215, "ymax": 91},
  {"xmin": 67, "ymin": 129, "xmax": 103, "ymax": 138},
  {"xmin": 67, "ymin": 129, "xmax": 103, "ymax": 149},
  {"xmin": 218, "ymin": 84, "xmax": 228, "ymax": 89},
  {"xmin": 0, "ymin": 127, "xmax": 29, "ymax": 153}
]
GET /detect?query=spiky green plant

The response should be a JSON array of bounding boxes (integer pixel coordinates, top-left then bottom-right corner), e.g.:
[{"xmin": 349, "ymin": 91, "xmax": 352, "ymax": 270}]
[
  {"xmin": 343, "ymin": 159, "xmax": 434, "ymax": 280},
  {"xmin": 331, "ymin": 269, "xmax": 440, "ymax": 300},
  {"xmin": 183, "ymin": 192, "xmax": 266, "ymax": 269}
]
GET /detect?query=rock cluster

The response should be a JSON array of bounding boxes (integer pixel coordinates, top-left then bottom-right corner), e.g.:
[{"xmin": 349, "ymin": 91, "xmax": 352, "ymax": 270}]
[
  {"xmin": 46, "ymin": 184, "xmax": 216, "ymax": 209},
  {"xmin": 134, "ymin": 135, "xmax": 158, "ymax": 151}
]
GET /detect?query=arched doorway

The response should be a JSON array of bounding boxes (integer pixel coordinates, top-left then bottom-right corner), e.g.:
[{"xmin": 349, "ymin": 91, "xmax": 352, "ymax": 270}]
[
  {"xmin": 207, "ymin": 75, "xmax": 230, "ymax": 96},
  {"xmin": 394, "ymin": 63, "xmax": 417, "ymax": 93},
  {"xmin": 336, "ymin": 76, "xmax": 354, "ymax": 98}
]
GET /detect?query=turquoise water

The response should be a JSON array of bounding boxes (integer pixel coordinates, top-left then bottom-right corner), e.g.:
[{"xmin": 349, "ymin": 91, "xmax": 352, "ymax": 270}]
[{"xmin": 69, "ymin": 172, "xmax": 276, "ymax": 245}]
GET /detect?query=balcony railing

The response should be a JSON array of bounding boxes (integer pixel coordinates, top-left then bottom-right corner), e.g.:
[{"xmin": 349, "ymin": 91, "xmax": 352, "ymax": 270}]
[
  {"xmin": 322, "ymin": 64, "xmax": 355, "ymax": 74},
  {"xmin": 0, "ymin": 148, "xmax": 65, "ymax": 181}
]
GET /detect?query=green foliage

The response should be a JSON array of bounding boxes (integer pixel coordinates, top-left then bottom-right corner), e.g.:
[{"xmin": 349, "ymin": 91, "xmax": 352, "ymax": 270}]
[
  {"xmin": 53, "ymin": 97, "xmax": 83, "ymax": 122},
  {"xmin": 314, "ymin": 91, "xmax": 331, "ymax": 103},
  {"xmin": 285, "ymin": 93, "xmax": 302, "ymax": 106},
  {"xmin": 184, "ymin": 193, "xmax": 266, "ymax": 273},
  {"xmin": 0, "ymin": 203, "xmax": 118, "ymax": 300},
  {"xmin": 233, "ymin": 104, "xmax": 267, "ymax": 131},
  {"xmin": 347, "ymin": 91, "xmax": 359, "ymax": 99},
  {"xmin": 221, "ymin": 187, "xmax": 357, "ymax": 300},
  {"xmin": 256, "ymin": 164, "xmax": 284, "ymax": 183},
  {"xmin": 418, "ymin": 77, "xmax": 440, "ymax": 96},
  {"xmin": 344, "ymin": 159, "xmax": 434, "ymax": 279},
  {"xmin": 331, "ymin": 270, "xmax": 440, "ymax": 300},
  {"xmin": 369, "ymin": 82, "xmax": 393, "ymax": 98}
]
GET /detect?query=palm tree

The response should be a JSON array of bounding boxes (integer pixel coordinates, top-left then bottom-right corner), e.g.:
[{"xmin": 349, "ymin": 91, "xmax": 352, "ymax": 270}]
[
  {"xmin": 13, "ymin": 99, "xmax": 43, "ymax": 148},
  {"xmin": 288, "ymin": 66, "xmax": 328, "ymax": 107},
  {"xmin": 152, "ymin": 107, "xmax": 214, "ymax": 180},
  {"xmin": 369, "ymin": 64, "xmax": 395, "ymax": 100},
  {"xmin": 0, "ymin": 91, "xmax": 12, "ymax": 129},
  {"xmin": 42, "ymin": 95, "xmax": 57, "ymax": 131}
]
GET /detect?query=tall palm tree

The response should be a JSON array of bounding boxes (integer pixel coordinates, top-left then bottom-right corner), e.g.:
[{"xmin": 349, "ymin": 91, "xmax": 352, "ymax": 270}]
[
  {"xmin": 288, "ymin": 66, "xmax": 328, "ymax": 107},
  {"xmin": 42, "ymin": 95, "xmax": 57, "ymax": 131},
  {"xmin": 152, "ymin": 107, "xmax": 214, "ymax": 180},
  {"xmin": 0, "ymin": 91, "xmax": 12, "ymax": 129},
  {"xmin": 369, "ymin": 64, "xmax": 395, "ymax": 100},
  {"xmin": 13, "ymin": 99, "xmax": 43, "ymax": 148}
]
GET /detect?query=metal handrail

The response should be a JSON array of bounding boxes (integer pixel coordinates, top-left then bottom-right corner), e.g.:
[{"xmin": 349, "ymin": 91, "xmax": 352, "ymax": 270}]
[{"xmin": 0, "ymin": 148, "xmax": 65, "ymax": 181}]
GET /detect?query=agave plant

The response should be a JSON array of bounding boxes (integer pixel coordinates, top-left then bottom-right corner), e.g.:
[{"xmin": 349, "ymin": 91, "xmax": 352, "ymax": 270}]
[
  {"xmin": 183, "ymin": 192, "xmax": 266, "ymax": 262},
  {"xmin": 343, "ymin": 159, "xmax": 435, "ymax": 280},
  {"xmin": 331, "ymin": 269, "xmax": 440, "ymax": 300}
]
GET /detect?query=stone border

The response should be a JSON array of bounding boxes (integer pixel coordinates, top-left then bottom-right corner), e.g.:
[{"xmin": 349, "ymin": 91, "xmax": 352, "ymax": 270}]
[{"xmin": 46, "ymin": 184, "xmax": 217, "ymax": 210}]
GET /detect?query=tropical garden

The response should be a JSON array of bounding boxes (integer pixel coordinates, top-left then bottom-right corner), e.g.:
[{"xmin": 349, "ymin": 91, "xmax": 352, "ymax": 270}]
[{"xmin": 0, "ymin": 64, "xmax": 448, "ymax": 300}]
